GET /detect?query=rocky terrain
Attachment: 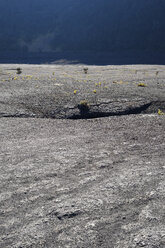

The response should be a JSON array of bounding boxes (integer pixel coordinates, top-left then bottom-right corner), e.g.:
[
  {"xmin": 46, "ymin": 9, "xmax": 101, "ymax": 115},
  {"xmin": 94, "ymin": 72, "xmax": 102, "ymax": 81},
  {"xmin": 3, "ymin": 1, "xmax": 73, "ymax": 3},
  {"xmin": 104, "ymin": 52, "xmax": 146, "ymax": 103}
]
[{"xmin": 0, "ymin": 64, "xmax": 165, "ymax": 247}]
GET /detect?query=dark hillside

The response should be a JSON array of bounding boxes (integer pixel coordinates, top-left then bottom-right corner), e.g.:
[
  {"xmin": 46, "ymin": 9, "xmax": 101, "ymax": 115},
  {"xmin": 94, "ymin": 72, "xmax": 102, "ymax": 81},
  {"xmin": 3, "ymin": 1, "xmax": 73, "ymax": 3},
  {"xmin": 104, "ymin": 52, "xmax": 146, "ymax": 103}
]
[{"xmin": 0, "ymin": 0, "xmax": 165, "ymax": 54}]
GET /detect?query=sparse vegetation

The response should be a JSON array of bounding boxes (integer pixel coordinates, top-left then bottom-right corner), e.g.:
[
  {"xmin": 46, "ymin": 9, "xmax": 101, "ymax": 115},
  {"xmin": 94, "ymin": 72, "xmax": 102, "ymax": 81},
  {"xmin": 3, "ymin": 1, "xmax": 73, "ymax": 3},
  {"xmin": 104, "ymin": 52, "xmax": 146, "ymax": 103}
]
[
  {"xmin": 78, "ymin": 100, "xmax": 90, "ymax": 113},
  {"xmin": 158, "ymin": 109, "xmax": 164, "ymax": 115},
  {"xmin": 16, "ymin": 67, "xmax": 22, "ymax": 74},
  {"xmin": 79, "ymin": 100, "xmax": 89, "ymax": 107},
  {"xmin": 83, "ymin": 68, "xmax": 88, "ymax": 74},
  {"xmin": 138, "ymin": 83, "xmax": 147, "ymax": 87}
]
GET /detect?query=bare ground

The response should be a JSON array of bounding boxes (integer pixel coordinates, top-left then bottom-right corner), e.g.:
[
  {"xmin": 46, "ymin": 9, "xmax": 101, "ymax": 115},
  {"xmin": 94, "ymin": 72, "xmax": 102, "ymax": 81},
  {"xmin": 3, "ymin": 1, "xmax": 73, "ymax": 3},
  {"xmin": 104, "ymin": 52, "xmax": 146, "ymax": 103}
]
[{"xmin": 0, "ymin": 64, "xmax": 165, "ymax": 248}]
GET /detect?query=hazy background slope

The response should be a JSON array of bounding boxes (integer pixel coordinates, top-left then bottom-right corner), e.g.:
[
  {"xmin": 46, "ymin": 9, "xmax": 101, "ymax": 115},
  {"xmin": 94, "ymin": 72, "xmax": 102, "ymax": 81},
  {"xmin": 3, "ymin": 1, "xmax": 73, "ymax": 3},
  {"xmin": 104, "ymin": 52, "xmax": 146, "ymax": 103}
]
[{"xmin": 0, "ymin": 0, "xmax": 165, "ymax": 53}]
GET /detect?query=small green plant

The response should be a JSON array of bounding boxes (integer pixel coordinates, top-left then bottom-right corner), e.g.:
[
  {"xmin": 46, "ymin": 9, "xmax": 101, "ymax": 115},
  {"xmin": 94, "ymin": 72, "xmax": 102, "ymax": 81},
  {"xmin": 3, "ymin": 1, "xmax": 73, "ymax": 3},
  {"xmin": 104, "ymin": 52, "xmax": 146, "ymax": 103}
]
[
  {"xmin": 158, "ymin": 109, "xmax": 164, "ymax": 115},
  {"xmin": 79, "ymin": 100, "xmax": 89, "ymax": 107},
  {"xmin": 83, "ymin": 67, "xmax": 88, "ymax": 74},
  {"xmin": 16, "ymin": 67, "xmax": 22, "ymax": 74},
  {"xmin": 138, "ymin": 83, "xmax": 147, "ymax": 87},
  {"xmin": 78, "ymin": 100, "xmax": 90, "ymax": 114}
]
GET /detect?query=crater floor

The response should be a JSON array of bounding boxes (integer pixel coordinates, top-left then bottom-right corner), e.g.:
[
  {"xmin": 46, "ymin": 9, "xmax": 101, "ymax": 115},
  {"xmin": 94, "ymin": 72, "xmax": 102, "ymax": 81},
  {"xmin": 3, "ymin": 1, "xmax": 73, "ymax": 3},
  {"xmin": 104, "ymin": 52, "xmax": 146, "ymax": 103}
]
[{"xmin": 0, "ymin": 64, "xmax": 165, "ymax": 248}]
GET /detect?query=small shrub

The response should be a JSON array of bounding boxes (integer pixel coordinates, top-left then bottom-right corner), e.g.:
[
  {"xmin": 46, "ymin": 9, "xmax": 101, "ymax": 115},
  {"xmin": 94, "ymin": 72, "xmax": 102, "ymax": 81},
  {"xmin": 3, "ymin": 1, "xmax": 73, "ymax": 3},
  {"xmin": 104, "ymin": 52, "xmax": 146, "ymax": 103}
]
[
  {"xmin": 158, "ymin": 109, "xmax": 164, "ymax": 115},
  {"xmin": 79, "ymin": 100, "xmax": 89, "ymax": 107},
  {"xmin": 138, "ymin": 83, "xmax": 147, "ymax": 87},
  {"xmin": 78, "ymin": 100, "xmax": 90, "ymax": 113},
  {"xmin": 16, "ymin": 67, "xmax": 22, "ymax": 74},
  {"xmin": 83, "ymin": 67, "xmax": 88, "ymax": 74}
]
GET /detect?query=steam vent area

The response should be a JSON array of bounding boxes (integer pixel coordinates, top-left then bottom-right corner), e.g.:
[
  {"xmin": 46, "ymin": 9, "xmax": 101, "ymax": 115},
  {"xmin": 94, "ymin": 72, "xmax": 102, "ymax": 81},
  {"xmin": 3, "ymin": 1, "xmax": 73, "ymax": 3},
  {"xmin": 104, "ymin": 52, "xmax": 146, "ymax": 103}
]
[{"xmin": 0, "ymin": 64, "xmax": 165, "ymax": 248}]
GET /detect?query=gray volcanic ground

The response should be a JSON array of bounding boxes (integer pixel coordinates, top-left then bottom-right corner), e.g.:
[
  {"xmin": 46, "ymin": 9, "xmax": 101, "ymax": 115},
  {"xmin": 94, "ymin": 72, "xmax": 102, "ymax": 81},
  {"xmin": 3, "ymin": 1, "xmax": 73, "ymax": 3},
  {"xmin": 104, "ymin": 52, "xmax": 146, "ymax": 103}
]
[{"xmin": 0, "ymin": 64, "xmax": 165, "ymax": 248}]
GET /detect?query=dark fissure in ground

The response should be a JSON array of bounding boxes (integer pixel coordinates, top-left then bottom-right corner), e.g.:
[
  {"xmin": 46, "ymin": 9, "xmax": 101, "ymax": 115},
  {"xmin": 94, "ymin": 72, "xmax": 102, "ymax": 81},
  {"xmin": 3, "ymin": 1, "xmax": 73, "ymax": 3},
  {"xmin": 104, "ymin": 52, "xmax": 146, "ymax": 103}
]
[
  {"xmin": 1, "ymin": 101, "xmax": 164, "ymax": 119},
  {"xmin": 68, "ymin": 102, "xmax": 153, "ymax": 119}
]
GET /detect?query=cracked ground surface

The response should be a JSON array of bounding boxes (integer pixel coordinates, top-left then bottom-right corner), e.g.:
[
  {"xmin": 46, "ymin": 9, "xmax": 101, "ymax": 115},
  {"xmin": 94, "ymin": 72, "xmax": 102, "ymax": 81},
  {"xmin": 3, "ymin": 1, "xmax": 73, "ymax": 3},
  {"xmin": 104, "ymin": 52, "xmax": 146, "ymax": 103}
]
[
  {"xmin": 0, "ymin": 64, "xmax": 165, "ymax": 248},
  {"xmin": 0, "ymin": 64, "xmax": 165, "ymax": 118}
]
